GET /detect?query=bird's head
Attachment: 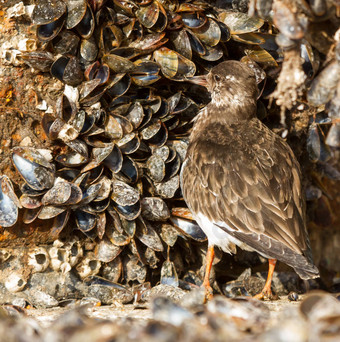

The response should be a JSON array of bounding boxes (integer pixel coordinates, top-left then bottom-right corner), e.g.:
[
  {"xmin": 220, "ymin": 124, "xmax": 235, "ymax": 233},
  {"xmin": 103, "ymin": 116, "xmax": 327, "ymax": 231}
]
[{"xmin": 188, "ymin": 61, "xmax": 258, "ymax": 117}]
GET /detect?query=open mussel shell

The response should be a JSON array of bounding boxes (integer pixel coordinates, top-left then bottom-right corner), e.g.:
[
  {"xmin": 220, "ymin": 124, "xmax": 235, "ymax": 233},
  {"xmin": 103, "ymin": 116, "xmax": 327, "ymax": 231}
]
[
  {"xmin": 124, "ymin": 102, "xmax": 144, "ymax": 129},
  {"xmin": 66, "ymin": 0, "xmax": 87, "ymax": 29},
  {"xmin": 95, "ymin": 238, "xmax": 123, "ymax": 262},
  {"xmin": 130, "ymin": 31, "xmax": 168, "ymax": 52},
  {"xmin": 219, "ymin": 10, "xmax": 264, "ymax": 34},
  {"xmin": 56, "ymin": 92, "xmax": 78, "ymax": 122},
  {"xmin": 38, "ymin": 205, "xmax": 66, "ymax": 220},
  {"xmin": 119, "ymin": 156, "xmax": 139, "ymax": 183},
  {"xmin": 232, "ymin": 32, "xmax": 265, "ymax": 45},
  {"xmin": 66, "ymin": 139, "xmax": 89, "ymax": 158},
  {"xmin": 106, "ymin": 223, "xmax": 131, "ymax": 246},
  {"xmin": 53, "ymin": 30, "xmax": 80, "ymax": 56},
  {"xmin": 102, "ymin": 145, "xmax": 123, "ymax": 173},
  {"xmin": 79, "ymin": 79, "xmax": 103, "ymax": 104},
  {"xmin": 170, "ymin": 215, "xmax": 207, "ymax": 242},
  {"xmin": 92, "ymin": 176, "xmax": 111, "ymax": 201},
  {"xmin": 160, "ymin": 260, "xmax": 179, "ymax": 287},
  {"xmin": 12, "ymin": 147, "xmax": 55, "ymax": 191},
  {"xmin": 200, "ymin": 45, "xmax": 223, "ymax": 61},
  {"xmin": 131, "ymin": 59, "xmax": 161, "ymax": 86},
  {"xmin": 136, "ymin": 0, "xmax": 167, "ymax": 32},
  {"xmin": 80, "ymin": 36, "xmax": 98, "ymax": 62},
  {"xmin": 50, "ymin": 56, "xmax": 84, "ymax": 86},
  {"xmin": 20, "ymin": 194, "xmax": 42, "ymax": 209},
  {"xmin": 307, "ymin": 123, "xmax": 332, "ymax": 163},
  {"xmin": 55, "ymin": 150, "xmax": 88, "ymax": 167},
  {"xmin": 146, "ymin": 154, "xmax": 166, "ymax": 182},
  {"xmin": 20, "ymin": 182, "xmax": 46, "ymax": 197},
  {"xmin": 74, "ymin": 209, "xmax": 97, "ymax": 232},
  {"xmin": 37, "ymin": 13, "xmax": 66, "ymax": 42},
  {"xmin": 141, "ymin": 197, "xmax": 170, "ymax": 221},
  {"xmin": 41, "ymin": 178, "xmax": 72, "ymax": 205},
  {"xmin": 155, "ymin": 175, "xmax": 180, "ymax": 198},
  {"xmin": 102, "ymin": 54, "xmax": 136, "ymax": 73},
  {"xmin": 0, "ymin": 176, "xmax": 20, "ymax": 227},
  {"xmin": 111, "ymin": 180, "xmax": 141, "ymax": 220},
  {"xmin": 154, "ymin": 47, "xmax": 196, "ymax": 80},
  {"xmin": 164, "ymin": 149, "xmax": 181, "ymax": 180},
  {"xmin": 117, "ymin": 133, "xmax": 140, "ymax": 154},
  {"xmin": 32, "ymin": 0, "xmax": 66, "ymax": 25},
  {"xmin": 136, "ymin": 0, "xmax": 158, "ymax": 28},
  {"xmin": 186, "ymin": 29, "xmax": 206, "ymax": 55},
  {"xmin": 103, "ymin": 115, "xmax": 123, "ymax": 140},
  {"xmin": 135, "ymin": 217, "xmax": 164, "ymax": 251},
  {"xmin": 85, "ymin": 62, "xmax": 110, "ymax": 85},
  {"xmin": 307, "ymin": 123, "xmax": 331, "ymax": 162},
  {"xmin": 80, "ymin": 182, "xmax": 102, "ymax": 205},
  {"xmin": 75, "ymin": 4, "xmax": 95, "ymax": 39},
  {"xmin": 301, "ymin": 41, "xmax": 319, "ymax": 80},
  {"xmin": 244, "ymin": 46, "xmax": 278, "ymax": 68},
  {"xmin": 170, "ymin": 29, "xmax": 192, "ymax": 60},
  {"xmin": 106, "ymin": 74, "xmax": 132, "ymax": 99},
  {"xmin": 141, "ymin": 120, "xmax": 168, "ymax": 147},
  {"xmin": 50, "ymin": 210, "xmax": 70, "ymax": 239},
  {"xmin": 23, "ymin": 207, "xmax": 41, "ymax": 224},
  {"xmin": 191, "ymin": 17, "xmax": 221, "ymax": 47},
  {"xmin": 181, "ymin": 11, "xmax": 207, "ymax": 29},
  {"xmin": 99, "ymin": 24, "xmax": 123, "ymax": 53},
  {"xmin": 82, "ymin": 145, "xmax": 111, "ymax": 172},
  {"xmin": 56, "ymin": 167, "xmax": 80, "ymax": 181},
  {"xmin": 20, "ymin": 51, "xmax": 55, "ymax": 72},
  {"xmin": 112, "ymin": 113, "xmax": 134, "ymax": 134}
]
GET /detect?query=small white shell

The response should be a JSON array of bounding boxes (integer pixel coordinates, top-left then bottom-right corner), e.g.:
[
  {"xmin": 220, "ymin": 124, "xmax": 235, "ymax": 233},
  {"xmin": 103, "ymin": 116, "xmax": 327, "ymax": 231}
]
[
  {"xmin": 49, "ymin": 246, "xmax": 69, "ymax": 271},
  {"xmin": 68, "ymin": 241, "xmax": 83, "ymax": 267},
  {"xmin": 76, "ymin": 252, "xmax": 101, "ymax": 279},
  {"xmin": 5, "ymin": 273, "xmax": 27, "ymax": 292},
  {"xmin": 28, "ymin": 247, "xmax": 50, "ymax": 273}
]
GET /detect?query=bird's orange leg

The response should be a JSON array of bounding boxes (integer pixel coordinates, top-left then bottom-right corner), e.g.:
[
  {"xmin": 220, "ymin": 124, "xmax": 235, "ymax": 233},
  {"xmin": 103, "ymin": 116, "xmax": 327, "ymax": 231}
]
[
  {"xmin": 202, "ymin": 245, "xmax": 215, "ymax": 301},
  {"xmin": 254, "ymin": 259, "xmax": 279, "ymax": 300}
]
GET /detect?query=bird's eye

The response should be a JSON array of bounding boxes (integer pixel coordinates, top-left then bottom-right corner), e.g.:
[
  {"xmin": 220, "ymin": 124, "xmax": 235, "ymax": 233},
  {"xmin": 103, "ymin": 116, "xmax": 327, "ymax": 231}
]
[{"xmin": 214, "ymin": 75, "xmax": 221, "ymax": 82}]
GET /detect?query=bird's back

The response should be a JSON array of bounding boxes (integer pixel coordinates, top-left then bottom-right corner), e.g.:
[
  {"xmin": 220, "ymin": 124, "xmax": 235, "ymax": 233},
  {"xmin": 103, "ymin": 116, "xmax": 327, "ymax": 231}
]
[{"xmin": 181, "ymin": 116, "xmax": 319, "ymax": 279}]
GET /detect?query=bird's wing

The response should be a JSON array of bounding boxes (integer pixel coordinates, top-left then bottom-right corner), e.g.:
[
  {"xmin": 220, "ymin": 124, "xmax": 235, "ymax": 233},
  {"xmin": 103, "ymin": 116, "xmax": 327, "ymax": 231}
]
[{"xmin": 182, "ymin": 118, "xmax": 310, "ymax": 258}]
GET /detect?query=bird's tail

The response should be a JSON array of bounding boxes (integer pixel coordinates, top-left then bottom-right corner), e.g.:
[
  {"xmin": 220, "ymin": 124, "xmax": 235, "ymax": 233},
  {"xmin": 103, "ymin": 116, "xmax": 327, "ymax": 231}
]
[
  {"xmin": 292, "ymin": 248, "xmax": 320, "ymax": 280},
  {"xmin": 293, "ymin": 261, "xmax": 320, "ymax": 280}
]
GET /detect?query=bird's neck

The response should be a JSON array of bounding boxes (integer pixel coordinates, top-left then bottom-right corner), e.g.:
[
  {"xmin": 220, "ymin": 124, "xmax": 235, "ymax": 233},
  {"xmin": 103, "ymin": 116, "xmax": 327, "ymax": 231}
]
[{"xmin": 191, "ymin": 95, "xmax": 257, "ymax": 138}]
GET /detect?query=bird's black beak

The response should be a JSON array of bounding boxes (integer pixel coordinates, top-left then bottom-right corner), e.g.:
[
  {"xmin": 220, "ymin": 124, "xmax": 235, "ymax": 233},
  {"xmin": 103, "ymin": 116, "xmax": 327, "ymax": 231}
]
[{"xmin": 185, "ymin": 75, "xmax": 209, "ymax": 89}]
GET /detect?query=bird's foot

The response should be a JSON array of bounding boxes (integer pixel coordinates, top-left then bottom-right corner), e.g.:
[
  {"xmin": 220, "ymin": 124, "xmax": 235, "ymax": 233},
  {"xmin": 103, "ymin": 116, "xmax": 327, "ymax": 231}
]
[
  {"xmin": 202, "ymin": 283, "xmax": 214, "ymax": 302},
  {"xmin": 253, "ymin": 287, "xmax": 279, "ymax": 301},
  {"xmin": 254, "ymin": 259, "xmax": 279, "ymax": 300}
]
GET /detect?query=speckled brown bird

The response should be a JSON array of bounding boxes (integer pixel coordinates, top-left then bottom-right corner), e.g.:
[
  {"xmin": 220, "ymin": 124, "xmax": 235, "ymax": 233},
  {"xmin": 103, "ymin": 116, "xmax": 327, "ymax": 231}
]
[{"xmin": 181, "ymin": 60, "xmax": 319, "ymax": 300}]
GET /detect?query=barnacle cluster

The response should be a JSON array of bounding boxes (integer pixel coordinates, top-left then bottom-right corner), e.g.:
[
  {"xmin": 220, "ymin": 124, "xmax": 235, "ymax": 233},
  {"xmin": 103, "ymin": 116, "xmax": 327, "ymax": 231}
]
[{"xmin": 0, "ymin": 0, "xmax": 340, "ymax": 291}]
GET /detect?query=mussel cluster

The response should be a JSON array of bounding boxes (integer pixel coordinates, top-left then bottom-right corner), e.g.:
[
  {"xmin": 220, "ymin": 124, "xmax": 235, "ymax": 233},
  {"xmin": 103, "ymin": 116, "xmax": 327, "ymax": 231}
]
[{"xmin": 1, "ymin": 0, "xmax": 340, "ymax": 289}]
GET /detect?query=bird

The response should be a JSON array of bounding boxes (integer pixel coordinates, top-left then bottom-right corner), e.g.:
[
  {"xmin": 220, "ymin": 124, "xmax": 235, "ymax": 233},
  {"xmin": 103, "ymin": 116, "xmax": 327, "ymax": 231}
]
[{"xmin": 180, "ymin": 60, "xmax": 319, "ymax": 300}]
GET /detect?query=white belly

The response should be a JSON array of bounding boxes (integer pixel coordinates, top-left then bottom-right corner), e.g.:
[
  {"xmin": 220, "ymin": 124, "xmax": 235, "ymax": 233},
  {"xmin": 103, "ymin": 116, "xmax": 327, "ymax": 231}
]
[{"xmin": 195, "ymin": 212, "xmax": 256, "ymax": 254}]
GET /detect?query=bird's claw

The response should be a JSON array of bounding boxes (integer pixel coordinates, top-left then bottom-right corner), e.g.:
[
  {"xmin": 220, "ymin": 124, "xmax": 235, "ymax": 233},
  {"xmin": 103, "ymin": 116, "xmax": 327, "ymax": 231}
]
[
  {"xmin": 253, "ymin": 289, "xmax": 279, "ymax": 301},
  {"xmin": 204, "ymin": 285, "xmax": 214, "ymax": 302}
]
